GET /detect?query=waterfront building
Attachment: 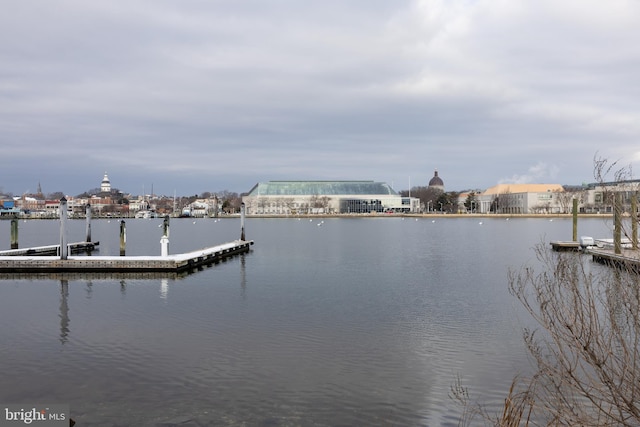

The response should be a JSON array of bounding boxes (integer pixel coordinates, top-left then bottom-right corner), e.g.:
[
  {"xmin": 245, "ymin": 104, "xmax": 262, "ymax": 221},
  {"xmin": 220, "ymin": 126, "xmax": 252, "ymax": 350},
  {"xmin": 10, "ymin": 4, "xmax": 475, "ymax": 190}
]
[
  {"xmin": 0, "ymin": 199, "xmax": 20, "ymax": 217},
  {"xmin": 475, "ymin": 183, "xmax": 565, "ymax": 214},
  {"xmin": 88, "ymin": 195, "xmax": 114, "ymax": 214},
  {"xmin": 13, "ymin": 195, "xmax": 42, "ymax": 213},
  {"xmin": 44, "ymin": 200, "xmax": 60, "ymax": 217},
  {"xmin": 457, "ymin": 190, "xmax": 481, "ymax": 213},
  {"xmin": 182, "ymin": 198, "xmax": 220, "ymax": 218},
  {"xmin": 581, "ymin": 179, "xmax": 640, "ymax": 213},
  {"xmin": 128, "ymin": 195, "xmax": 151, "ymax": 214},
  {"xmin": 243, "ymin": 181, "xmax": 420, "ymax": 215}
]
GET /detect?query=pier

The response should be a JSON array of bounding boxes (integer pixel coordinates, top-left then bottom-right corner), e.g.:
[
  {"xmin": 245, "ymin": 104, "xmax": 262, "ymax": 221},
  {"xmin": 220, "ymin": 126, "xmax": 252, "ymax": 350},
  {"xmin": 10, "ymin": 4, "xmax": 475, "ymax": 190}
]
[
  {"xmin": 0, "ymin": 242, "xmax": 99, "ymax": 256},
  {"xmin": 550, "ymin": 194, "xmax": 640, "ymax": 271},
  {"xmin": 0, "ymin": 200, "xmax": 253, "ymax": 274},
  {"xmin": 586, "ymin": 247, "xmax": 640, "ymax": 273},
  {"xmin": 0, "ymin": 240, "xmax": 253, "ymax": 273},
  {"xmin": 550, "ymin": 197, "xmax": 582, "ymax": 252},
  {"xmin": 550, "ymin": 241, "xmax": 581, "ymax": 252}
]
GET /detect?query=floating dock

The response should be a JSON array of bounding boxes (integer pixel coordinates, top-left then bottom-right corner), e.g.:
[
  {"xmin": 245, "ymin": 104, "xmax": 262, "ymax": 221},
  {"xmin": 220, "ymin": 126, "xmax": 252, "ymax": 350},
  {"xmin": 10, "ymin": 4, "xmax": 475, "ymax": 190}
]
[
  {"xmin": 0, "ymin": 240, "xmax": 253, "ymax": 273},
  {"xmin": 550, "ymin": 241, "xmax": 581, "ymax": 252},
  {"xmin": 0, "ymin": 241, "xmax": 99, "ymax": 256}
]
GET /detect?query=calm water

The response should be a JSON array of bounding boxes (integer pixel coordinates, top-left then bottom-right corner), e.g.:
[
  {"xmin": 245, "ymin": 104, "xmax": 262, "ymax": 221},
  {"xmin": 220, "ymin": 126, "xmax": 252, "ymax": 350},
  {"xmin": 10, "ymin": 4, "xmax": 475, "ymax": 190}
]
[{"xmin": 0, "ymin": 216, "xmax": 615, "ymax": 426}]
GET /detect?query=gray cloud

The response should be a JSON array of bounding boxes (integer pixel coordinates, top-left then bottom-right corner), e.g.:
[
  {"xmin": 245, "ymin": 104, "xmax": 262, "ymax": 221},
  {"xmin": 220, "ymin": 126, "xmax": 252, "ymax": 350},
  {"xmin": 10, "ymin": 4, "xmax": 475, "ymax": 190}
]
[{"xmin": 1, "ymin": 0, "xmax": 639, "ymax": 196}]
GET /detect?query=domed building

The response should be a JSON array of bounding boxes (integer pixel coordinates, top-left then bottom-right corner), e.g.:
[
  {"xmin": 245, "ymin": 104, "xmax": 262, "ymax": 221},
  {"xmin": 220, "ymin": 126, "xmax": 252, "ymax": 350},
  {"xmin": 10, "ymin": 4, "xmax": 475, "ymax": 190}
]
[
  {"xmin": 428, "ymin": 169, "xmax": 444, "ymax": 191},
  {"xmin": 100, "ymin": 172, "xmax": 111, "ymax": 193}
]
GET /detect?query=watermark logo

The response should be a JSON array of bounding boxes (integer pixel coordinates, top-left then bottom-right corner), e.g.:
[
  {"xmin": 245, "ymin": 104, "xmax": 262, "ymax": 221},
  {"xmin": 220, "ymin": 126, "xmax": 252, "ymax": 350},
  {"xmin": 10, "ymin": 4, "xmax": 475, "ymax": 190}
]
[{"xmin": 1, "ymin": 405, "xmax": 69, "ymax": 426}]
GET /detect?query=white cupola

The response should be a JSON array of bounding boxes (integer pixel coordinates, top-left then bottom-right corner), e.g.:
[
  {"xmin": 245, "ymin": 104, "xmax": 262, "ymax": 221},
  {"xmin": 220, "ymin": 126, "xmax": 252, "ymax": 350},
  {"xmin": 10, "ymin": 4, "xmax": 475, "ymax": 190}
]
[{"xmin": 101, "ymin": 172, "xmax": 111, "ymax": 193}]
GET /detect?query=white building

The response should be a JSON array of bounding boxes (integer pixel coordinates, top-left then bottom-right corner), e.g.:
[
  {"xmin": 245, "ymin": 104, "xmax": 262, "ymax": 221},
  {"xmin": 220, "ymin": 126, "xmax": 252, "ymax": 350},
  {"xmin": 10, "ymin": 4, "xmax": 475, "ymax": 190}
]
[
  {"xmin": 581, "ymin": 180, "xmax": 640, "ymax": 213},
  {"xmin": 475, "ymin": 184, "xmax": 565, "ymax": 214},
  {"xmin": 101, "ymin": 172, "xmax": 111, "ymax": 193},
  {"xmin": 128, "ymin": 196, "xmax": 150, "ymax": 213},
  {"xmin": 183, "ymin": 199, "xmax": 218, "ymax": 217},
  {"xmin": 243, "ymin": 181, "xmax": 420, "ymax": 215}
]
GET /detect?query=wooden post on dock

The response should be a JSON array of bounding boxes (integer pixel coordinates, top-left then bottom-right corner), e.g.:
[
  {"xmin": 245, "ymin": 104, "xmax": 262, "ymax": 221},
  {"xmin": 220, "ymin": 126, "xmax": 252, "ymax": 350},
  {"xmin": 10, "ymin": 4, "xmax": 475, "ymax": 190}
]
[
  {"xmin": 10, "ymin": 217, "xmax": 18, "ymax": 249},
  {"xmin": 85, "ymin": 203, "xmax": 92, "ymax": 242},
  {"xmin": 632, "ymin": 193, "xmax": 638, "ymax": 250},
  {"xmin": 60, "ymin": 197, "xmax": 68, "ymax": 260},
  {"xmin": 120, "ymin": 220, "xmax": 126, "ymax": 256},
  {"xmin": 160, "ymin": 216, "xmax": 169, "ymax": 257},
  {"xmin": 614, "ymin": 192, "xmax": 622, "ymax": 254},
  {"xmin": 240, "ymin": 202, "xmax": 246, "ymax": 241},
  {"xmin": 572, "ymin": 197, "xmax": 578, "ymax": 242}
]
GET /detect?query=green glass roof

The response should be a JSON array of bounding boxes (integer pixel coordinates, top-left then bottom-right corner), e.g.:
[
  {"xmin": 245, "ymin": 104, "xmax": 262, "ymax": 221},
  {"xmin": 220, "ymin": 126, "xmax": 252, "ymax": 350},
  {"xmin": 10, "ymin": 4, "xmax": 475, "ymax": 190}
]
[{"xmin": 247, "ymin": 181, "xmax": 399, "ymax": 196}]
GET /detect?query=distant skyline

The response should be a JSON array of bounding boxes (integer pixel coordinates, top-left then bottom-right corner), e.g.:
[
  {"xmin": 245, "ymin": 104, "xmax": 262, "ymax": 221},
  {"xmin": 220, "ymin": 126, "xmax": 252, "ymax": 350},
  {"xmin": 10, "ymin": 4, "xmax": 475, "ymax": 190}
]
[{"xmin": 2, "ymin": 1, "xmax": 639, "ymax": 196}]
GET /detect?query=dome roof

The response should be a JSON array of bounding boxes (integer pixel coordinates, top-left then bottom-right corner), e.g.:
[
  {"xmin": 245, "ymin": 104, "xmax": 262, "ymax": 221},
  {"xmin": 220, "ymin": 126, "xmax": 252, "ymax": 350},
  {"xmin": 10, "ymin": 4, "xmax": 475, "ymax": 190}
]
[
  {"xmin": 428, "ymin": 170, "xmax": 444, "ymax": 187},
  {"xmin": 101, "ymin": 172, "xmax": 112, "ymax": 193}
]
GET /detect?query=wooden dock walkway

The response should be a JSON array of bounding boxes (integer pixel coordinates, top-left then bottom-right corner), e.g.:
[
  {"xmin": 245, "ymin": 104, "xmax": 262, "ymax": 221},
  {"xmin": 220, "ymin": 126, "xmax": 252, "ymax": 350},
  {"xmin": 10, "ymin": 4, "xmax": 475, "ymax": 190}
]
[
  {"xmin": 586, "ymin": 247, "xmax": 640, "ymax": 272},
  {"xmin": 0, "ymin": 240, "xmax": 253, "ymax": 273},
  {"xmin": 0, "ymin": 241, "xmax": 99, "ymax": 256},
  {"xmin": 550, "ymin": 241, "xmax": 581, "ymax": 251}
]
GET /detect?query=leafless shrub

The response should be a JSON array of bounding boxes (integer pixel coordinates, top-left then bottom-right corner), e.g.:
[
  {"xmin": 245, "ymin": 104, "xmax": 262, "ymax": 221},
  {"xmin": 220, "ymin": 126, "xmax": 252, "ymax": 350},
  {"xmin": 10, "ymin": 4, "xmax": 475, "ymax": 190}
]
[
  {"xmin": 451, "ymin": 374, "xmax": 535, "ymax": 427},
  {"xmin": 507, "ymin": 245, "xmax": 640, "ymax": 426},
  {"xmin": 453, "ymin": 154, "xmax": 640, "ymax": 426}
]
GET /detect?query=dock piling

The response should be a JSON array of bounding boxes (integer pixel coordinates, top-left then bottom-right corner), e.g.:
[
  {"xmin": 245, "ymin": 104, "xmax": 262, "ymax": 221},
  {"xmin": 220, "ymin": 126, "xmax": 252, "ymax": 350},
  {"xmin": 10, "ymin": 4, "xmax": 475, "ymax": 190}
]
[
  {"xmin": 10, "ymin": 217, "xmax": 18, "ymax": 249},
  {"xmin": 632, "ymin": 193, "xmax": 638, "ymax": 250},
  {"xmin": 85, "ymin": 203, "xmax": 92, "ymax": 242},
  {"xmin": 161, "ymin": 216, "xmax": 170, "ymax": 257},
  {"xmin": 240, "ymin": 202, "xmax": 246, "ymax": 241},
  {"xmin": 572, "ymin": 197, "xmax": 578, "ymax": 242},
  {"xmin": 614, "ymin": 193, "xmax": 622, "ymax": 254},
  {"xmin": 60, "ymin": 197, "xmax": 68, "ymax": 260},
  {"xmin": 120, "ymin": 220, "xmax": 126, "ymax": 256}
]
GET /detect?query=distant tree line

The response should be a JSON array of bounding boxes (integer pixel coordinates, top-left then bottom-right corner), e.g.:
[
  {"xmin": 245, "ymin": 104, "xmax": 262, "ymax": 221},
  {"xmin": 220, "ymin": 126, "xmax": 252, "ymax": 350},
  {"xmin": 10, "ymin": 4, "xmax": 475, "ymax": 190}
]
[{"xmin": 399, "ymin": 186, "xmax": 460, "ymax": 212}]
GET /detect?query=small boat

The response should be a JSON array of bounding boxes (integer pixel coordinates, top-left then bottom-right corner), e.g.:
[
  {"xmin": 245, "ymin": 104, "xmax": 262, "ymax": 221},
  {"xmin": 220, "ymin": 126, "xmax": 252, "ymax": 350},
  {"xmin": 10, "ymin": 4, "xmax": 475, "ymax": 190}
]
[
  {"xmin": 135, "ymin": 210, "xmax": 158, "ymax": 219},
  {"xmin": 595, "ymin": 238, "xmax": 633, "ymax": 249}
]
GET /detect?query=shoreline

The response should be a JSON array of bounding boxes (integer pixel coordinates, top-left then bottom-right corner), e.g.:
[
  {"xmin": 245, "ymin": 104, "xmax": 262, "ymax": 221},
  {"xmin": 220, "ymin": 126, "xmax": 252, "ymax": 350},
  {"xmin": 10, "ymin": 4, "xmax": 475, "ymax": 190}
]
[
  {"xmin": 243, "ymin": 213, "xmax": 613, "ymax": 219},
  {"xmin": 1, "ymin": 213, "xmax": 615, "ymax": 220}
]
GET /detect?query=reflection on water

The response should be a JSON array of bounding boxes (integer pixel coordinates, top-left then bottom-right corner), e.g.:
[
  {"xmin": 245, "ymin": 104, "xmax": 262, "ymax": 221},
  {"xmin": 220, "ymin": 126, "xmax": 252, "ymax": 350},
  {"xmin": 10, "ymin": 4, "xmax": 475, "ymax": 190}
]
[
  {"xmin": 0, "ymin": 217, "xmax": 616, "ymax": 426},
  {"xmin": 240, "ymin": 253, "xmax": 247, "ymax": 300},
  {"xmin": 160, "ymin": 278, "xmax": 168, "ymax": 300},
  {"xmin": 59, "ymin": 280, "xmax": 70, "ymax": 344},
  {"xmin": 0, "ymin": 272, "xmax": 180, "ymax": 280}
]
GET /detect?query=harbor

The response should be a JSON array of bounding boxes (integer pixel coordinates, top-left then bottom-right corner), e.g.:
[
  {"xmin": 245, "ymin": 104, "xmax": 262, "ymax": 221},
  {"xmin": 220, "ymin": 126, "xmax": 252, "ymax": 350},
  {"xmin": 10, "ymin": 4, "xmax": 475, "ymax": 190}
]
[{"xmin": 0, "ymin": 216, "xmax": 615, "ymax": 426}]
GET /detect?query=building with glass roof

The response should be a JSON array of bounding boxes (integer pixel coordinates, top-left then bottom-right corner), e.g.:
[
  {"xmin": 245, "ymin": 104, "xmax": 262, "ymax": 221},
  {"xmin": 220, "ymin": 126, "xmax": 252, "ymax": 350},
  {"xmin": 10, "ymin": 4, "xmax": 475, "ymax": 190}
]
[{"xmin": 243, "ymin": 181, "xmax": 420, "ymax": 215}]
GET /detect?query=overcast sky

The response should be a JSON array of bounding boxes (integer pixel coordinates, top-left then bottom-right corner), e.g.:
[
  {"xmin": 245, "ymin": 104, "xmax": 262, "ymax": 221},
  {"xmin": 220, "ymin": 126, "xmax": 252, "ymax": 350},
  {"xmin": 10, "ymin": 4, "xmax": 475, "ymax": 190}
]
[{"xmin": 2, "ymin": 0, "xmax": 639, "ymax": 197}]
